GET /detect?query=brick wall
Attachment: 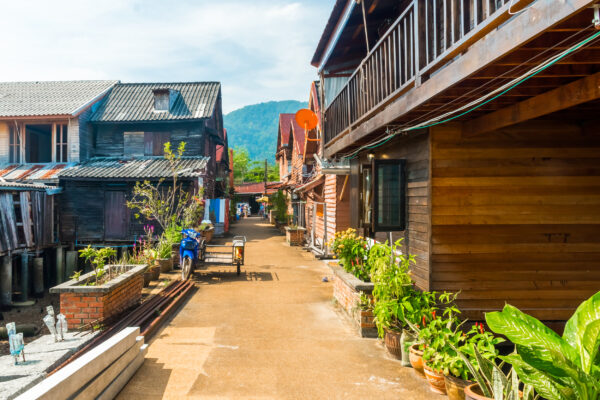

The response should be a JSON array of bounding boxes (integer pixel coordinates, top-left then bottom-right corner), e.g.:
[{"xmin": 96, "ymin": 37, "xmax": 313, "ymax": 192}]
[
  {"xmin": 59, "ymin": 273, "xmax": 143, "ymax": 328},
  {"xmin": 332, "ymin": 269, "xmax": 377, "ymax": 338},
  {"xmin": 286, "ymin": 228, "xmax": 305, "ymax": 246}
]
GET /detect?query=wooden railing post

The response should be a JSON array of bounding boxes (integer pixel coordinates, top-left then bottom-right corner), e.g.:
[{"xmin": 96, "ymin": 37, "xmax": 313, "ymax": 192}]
[{"xmin": 413, "ymin": 0, "xmax": 422, "ymax": 87}]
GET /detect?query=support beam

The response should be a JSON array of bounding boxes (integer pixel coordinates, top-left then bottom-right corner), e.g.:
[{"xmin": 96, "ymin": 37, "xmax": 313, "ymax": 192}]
[
  {"xmin": 1, "ymin": 256, "xmax": 12, "ymax": 308},
  {"xmin": 464, "ymin": 71, "xmax": 600, "ymax": 136},
  {"xmin": 20, "ymin": 252, "xmax": 29, "ymax": 302}
]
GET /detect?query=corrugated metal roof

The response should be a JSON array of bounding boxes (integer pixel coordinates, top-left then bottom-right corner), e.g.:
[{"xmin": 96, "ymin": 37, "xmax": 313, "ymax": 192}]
[
  {"xmin": 59, "ymin": 157, "xmax": 209, "ymax": 180},
  {"xmin": 278, "ymin": 114, "xmax": 294, "ymax": 151},
  {"xmin": 90, "ymin": 82, "xmax": 221, "ymax": 122},
  {"xmin": 0, "ymin": 80, "xmax": 118, "ymax": 117},
  {"xmin": 235, "ymin": 181, "xmax": 281, "ymax": 194},
  {"xmin": 0, "ymin": 163, "xmax": 76, "ymax": 182},
  {"xmin": 0, "ymin": 180, "xmax": 51, "ymax": 191}
]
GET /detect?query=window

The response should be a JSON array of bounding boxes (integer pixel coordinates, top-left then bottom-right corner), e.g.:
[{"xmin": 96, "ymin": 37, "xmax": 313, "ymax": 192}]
[
  {"xmin": 9, "ymin": 125, "xmax": 21, "ymax": 163},
  {"xmin": 362, "ymin": 167, "xmax": 372, "ymax": 225},
  {"xmin": 25, "ymin": 124, "xmax": 52, "ymax": 163},
  {"xmin": 144, "ymin": 132, "xmax": 171, "ymax": 156},
  {"xmin": 153, "ymin": 89, "xmax": 170, "ymax": 111},
  {"xmin": 372, "ymin": 159, "xmax": 406, "ymax": 232},
  {"xmin": 55, "ymin": 124, "xmax": 68, "ymax": 162}
]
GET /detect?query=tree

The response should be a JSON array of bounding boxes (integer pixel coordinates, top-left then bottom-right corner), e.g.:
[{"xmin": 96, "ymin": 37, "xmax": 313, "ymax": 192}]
[{"xmin": 233, "ymin": 147, "xmax": 251, "ymax": 184}]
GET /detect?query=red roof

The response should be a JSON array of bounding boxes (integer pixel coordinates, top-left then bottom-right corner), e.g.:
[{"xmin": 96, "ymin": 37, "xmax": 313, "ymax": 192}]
[
  {"xmin": 235, "ymin": 181, "xmax": 281, "ymax": 195},
  {"xmin": 278, "ymin": 114, "xmax": 294, "ymax": 152},
  {"xmin": 291, "ymin": 118, "xmax": 306, "ymax": 155}
]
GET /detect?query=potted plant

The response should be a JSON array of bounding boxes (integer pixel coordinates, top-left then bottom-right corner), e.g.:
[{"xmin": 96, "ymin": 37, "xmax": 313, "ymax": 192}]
[
  {"xmin": 198, "ymin": 221, "xmax": 214, "ymax": 242},
  {"xmin": 156, "ymin": 236, "xmax": 173, "ymax": 273},
  {"xmin": 483, "ymin": 291, "xmax": 600, "ymax": 400},
  {"xmin": 285, "ymin": 223, "xmax": 306, "ymax": 246}
]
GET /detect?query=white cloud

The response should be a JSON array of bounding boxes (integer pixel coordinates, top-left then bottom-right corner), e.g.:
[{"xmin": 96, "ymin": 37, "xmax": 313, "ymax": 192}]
[{"xmin": 0, "ymin": 0, "xmax": 332, "ymax": 112}]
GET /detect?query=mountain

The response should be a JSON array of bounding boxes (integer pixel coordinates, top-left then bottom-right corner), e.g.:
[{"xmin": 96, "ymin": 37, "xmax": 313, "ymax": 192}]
[{"xmin": 224, "ymin": 100, "xmax": 307, "ymax": 162}]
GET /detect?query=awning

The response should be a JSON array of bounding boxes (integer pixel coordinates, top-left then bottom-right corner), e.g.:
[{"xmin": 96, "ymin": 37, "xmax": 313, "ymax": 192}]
[{"xmin": 295, "ymin": 175, "xmax": 325, "ymax": 193}]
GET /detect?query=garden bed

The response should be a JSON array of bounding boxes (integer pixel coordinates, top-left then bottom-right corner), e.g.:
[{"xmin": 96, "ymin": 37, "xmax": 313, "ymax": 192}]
[
  {"xmin": 328, "ymin": 263, "xmax": 377, "ymax": 338},
  {"xmin": 50, "ymin": 264, "xmax": 146, "ymax": 329}
]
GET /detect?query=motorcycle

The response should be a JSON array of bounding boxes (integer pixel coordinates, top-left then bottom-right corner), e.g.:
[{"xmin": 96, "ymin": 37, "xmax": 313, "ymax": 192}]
[{"xmin": 179, "ymin": 229, "xmax": 204, "ymax": 280}]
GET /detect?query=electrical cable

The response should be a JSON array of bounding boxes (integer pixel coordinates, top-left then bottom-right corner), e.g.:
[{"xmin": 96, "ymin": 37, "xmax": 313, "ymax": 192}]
[
  {"xmin": 341, "ymin": 28, "xmax": 600, "ymax": 159},
  {"xmin": 336, "ymin": 25, "xmax": 594, "ymax": 159}
]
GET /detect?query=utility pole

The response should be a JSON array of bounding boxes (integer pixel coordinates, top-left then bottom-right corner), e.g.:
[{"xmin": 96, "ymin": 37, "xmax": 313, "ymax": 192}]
[{"xmin": 264, "ymin": 159, "xmax": 268, "ymax": 195}]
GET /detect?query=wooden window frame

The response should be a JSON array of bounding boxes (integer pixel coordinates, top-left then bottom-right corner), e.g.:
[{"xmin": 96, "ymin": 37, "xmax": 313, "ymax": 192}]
[
  {"xmin": 53, "ymin": 123, "xmax": 68, "ymax": 162},
  {"xmin": 9, "ymin": 124, "xmax": 21, "ymax": 163},
  {"xmin": 372, "ymin": 158, "xmax": 407, "ymax": 232}
]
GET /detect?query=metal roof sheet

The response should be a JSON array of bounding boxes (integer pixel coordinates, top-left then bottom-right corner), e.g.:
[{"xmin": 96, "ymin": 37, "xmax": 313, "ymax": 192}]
[
  {"xmin": 0, "ymin": 163, "xmax": 76, "ymax": 182},
  {"xmin": 0, "ymin": 80, "xmax": 118, "ymax": 117},
  {"xmin": 0, "ymin": 180, "xmax": 52, "ymax": 191},
  {"xmin": 90, "ymin": 82, "xmax": 221, "ymax": 122},
  {"xmin": 59, "ymin": 157, "xmax": 209, "ymax": 180},
  {"xmin": 235, "ymin": 181, "xmax": 281, "ymax": 195}
]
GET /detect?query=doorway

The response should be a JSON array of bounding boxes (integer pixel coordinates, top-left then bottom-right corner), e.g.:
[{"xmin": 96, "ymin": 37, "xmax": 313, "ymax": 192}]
[
  {"xmin": 104, "ymin": 191, "xmax": 128, "ymax": 240},
  {"xmin": 25, "ymin": 124, "xmax": 52, "ymax": 163}
]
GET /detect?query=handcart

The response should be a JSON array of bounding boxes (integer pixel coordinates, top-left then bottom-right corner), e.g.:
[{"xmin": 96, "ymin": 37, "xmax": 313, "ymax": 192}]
[{"xmin": 201, "ymin": 236, "xmax": 246, "ymax": 275}]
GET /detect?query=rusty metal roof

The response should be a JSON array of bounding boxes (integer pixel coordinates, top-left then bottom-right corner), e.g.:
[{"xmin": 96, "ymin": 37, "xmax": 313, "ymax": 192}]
[
  {"xmin": 0, "ymin": 163, "xmax": 76, "ymax": 182},
  {"xmin": 235, "ymin": 181, "xmax": 281, "ymax": 195},
  {"xmin": 0, "ymin": 180, "xmax": 52, "ymax": 191},
  {"xmin": 59, "ymin": 157, "xmax": 209, "ymax": 180},
  {"xmin": 0, "ymin": 80, "xmax": 118, "ymax": 118},
  {"xmin": 90, "ymin": 82, "xmax": 221, "ymax": 122}
]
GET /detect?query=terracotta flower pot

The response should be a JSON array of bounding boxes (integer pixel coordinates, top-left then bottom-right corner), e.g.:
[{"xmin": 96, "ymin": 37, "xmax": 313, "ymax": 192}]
[
  {"xmin": 158, "ymin": 258, "xmax": 173, "ymax": 273},
  {"xmin": 384, "ymin": 329, "xmax": 403, "ymax": 360},
  {"xmin": 150, "ymin": 264, "xmax": 160, "ymax": 281},
  {"xmin": 424, "ymin": 364, "xmax": 447, "ymax": 395},
  {"xmin": 409, "ymin": 344, "xmax": 425, "ymax": 377},
  {"xmin": 445, "ymin": 375, "xmax": 473, "ymax": 400},
  {"xmin": 171, "ymin": 244, "xmax": 180, "ymax": 266},
  {"xmin": 464, "ymin": 384, "xmax": 492, "ymax": 400}
]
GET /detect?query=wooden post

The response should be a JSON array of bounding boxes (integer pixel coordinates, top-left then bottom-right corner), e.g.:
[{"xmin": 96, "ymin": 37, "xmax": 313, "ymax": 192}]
[
  {"xmin": 20, "ymin": 252, "xmax": 29, "ymax": 302},
  {"xmin": 323, "ymin": 203, "xmax": 328, "ymax": 253},
  {"xmin": 1, "ymin": 255, "xmax": 12, "ymax": 308},
  {"xmin": 33, "ymin": 257, "xmax": 44, "ymax": 298},
  {"xmin": 56, "ymin": 246, "xmax": 65, "ymax": 284},
  {"xmin": 66, "ymin": 250, "xmax": 78, "ymax": 282}
]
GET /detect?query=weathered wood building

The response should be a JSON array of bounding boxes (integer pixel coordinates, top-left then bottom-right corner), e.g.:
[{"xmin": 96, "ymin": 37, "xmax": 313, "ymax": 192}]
[
  {"xmin": 58, "ymin": 157, "xmax": 208, "ymax": 243},
  {"xmin": 57, "ymin": 81, "xmax": 224, "ymax": 243},
  {"xmin": 295, "ymin": 81, "xmax": 350, "ymax": 255},
  {"xmin": 313, "ymin": 0, "xmax": 600, "ymax": 320}
]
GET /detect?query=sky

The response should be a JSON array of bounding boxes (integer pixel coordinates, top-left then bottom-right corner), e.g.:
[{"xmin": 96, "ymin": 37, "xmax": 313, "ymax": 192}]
[{"xmin": 0, "ymin": 0, "xmax": 333, "ymax": 113}]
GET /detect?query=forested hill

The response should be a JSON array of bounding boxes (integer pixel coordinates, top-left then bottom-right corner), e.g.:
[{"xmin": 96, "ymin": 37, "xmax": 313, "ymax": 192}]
[{"xmin": 224, "ymin": 100, "xmax": 307, "ymax": 162}]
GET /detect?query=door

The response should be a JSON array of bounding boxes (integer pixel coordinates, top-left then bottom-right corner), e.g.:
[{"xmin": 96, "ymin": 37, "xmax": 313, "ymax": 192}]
[{"xmin": 104, "ymin": 191, "xmax": 128, "ymax": 240}]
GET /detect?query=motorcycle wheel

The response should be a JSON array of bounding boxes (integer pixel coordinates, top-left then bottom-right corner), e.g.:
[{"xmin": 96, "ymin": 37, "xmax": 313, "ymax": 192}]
[{"xmin": 182, "ymin": 256, "xmax": 193, "ymax": 280}]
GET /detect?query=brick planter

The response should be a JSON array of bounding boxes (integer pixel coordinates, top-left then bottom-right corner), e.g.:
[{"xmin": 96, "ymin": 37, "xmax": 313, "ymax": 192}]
[
  {"xmin": 329, "ymin": 263, "xmax": 377, "ymax": 338},
  {"xmin": 50, "ymin": 264, "xmax": 146, "ymax": 329},
  {"xmin": 285, "ymin": 227, "xmax": 306, "ymax": 246}
]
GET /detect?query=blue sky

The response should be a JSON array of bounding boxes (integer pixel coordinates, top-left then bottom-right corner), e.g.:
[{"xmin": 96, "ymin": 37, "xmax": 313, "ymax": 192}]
[{"xmin": 0, "ymin": 0, "xmax": 333, "ymax": 113}]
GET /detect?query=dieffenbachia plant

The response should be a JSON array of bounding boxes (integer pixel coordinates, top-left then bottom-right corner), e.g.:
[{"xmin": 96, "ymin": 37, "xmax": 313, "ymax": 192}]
[{"xmin": 486, "ymin": 291, "xmax": 600, "ymax": 400}]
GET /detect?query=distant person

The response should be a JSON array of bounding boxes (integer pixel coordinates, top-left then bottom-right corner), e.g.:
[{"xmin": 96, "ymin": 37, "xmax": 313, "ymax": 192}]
[{"xmin": 259, "ymin": 203, "xmax": 265, "ymax": 217}]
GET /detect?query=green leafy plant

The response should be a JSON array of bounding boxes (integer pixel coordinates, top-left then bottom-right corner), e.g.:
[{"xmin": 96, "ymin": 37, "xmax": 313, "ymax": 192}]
[
  {"xmin": 452, "ymin": 344, "xmax": 538, "ymax": 400},
  {"xmin": 329, "ymin": 228, "xmax": 371, "ymax": 281},
  {"xmin": 127, "ymin": 142, "xmax": 204, "ymax": 230},
  {"xmin": 199, "ymin": 222, "xmax": 213, "ymax": 231},
  {"xmin": 78, "ymin": 246, "xmax": 117, "ymax": 286},
  {"xmin": 70, "ymin": 270, "xmax": 82, "ymax": 282},
  {"xmin": 157, "ymin": 236, "xmax": 172, "ymax": 259},
  {"xmin": 270, "ymin": 190, "xmax": 288, "ymax": 223},
  {"xmin": 485, "ymin": 291, "xmax": 600, "ymax": 400}
]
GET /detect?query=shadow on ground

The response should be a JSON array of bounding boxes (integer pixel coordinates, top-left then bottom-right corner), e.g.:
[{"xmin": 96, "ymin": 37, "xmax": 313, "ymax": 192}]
[{"xmin": 193, "ymin": 270, "xmax": 278, "ymax": 285}]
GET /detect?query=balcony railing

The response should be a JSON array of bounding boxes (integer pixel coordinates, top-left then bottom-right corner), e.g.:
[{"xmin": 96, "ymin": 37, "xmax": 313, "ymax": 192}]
[{"xmin": 324, "ymin": 0, "xmax": 517, "ymax": 145}]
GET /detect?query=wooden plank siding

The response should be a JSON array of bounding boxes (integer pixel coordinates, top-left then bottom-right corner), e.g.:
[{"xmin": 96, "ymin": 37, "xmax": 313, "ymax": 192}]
[
  {"xmin": 359, "ymin": 131, "xmax": 431, "ymax": 290},
  {"xmin": 430, "ymin": 121, "xmax": 600, "ymax": 320}
]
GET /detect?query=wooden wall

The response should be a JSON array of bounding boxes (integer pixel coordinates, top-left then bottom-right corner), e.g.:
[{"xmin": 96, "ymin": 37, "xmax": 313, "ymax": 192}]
[
  {"xmin": 430, "ymin": 120, "xmax": 600, "ymax": 320},
  {"xmin": 354, "ymin": 131, "xmax": 431, "ymax": 290},
  {"xmin": 93, "ymin": 122, "xmax": 207, "ymax": 158}
]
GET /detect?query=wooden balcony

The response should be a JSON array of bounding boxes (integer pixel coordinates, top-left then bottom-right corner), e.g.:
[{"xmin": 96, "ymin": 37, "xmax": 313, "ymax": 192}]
[{"xmin": 324, "ymin": 0, "xmax": 535, "ymax": 147}]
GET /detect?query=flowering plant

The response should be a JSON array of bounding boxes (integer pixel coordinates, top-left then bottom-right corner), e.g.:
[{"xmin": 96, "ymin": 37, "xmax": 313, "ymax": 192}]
[{"xmin": 328, "ymin": 228, "xmax": 371, "ymax": 281}]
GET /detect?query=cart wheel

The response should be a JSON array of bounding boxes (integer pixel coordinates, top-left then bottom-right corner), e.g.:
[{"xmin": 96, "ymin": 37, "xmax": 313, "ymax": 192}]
[
  {"xmin": 182, "ymin": 256, "xmax": 193, "ymax": 280},
  {"xmin": 236, "ymin": 260, "xmax": 241, "ymax": 276}
]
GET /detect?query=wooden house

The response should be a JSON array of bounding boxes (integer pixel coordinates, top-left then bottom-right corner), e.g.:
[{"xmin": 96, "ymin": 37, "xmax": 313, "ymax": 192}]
[
  {"xmin": 276, "ymin": 114, "xmax": 294, "ymax": 183},
  {"xmin": 295, "ymin": 81, "xmax": 350, "ymax": 256},
  {"xmin": 313, "ymin": 0, "xmax": 600, "ymax": 321},
  {"xmin": 58, "ymin": 81, "xmax": 224, "ymax": 243}
]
